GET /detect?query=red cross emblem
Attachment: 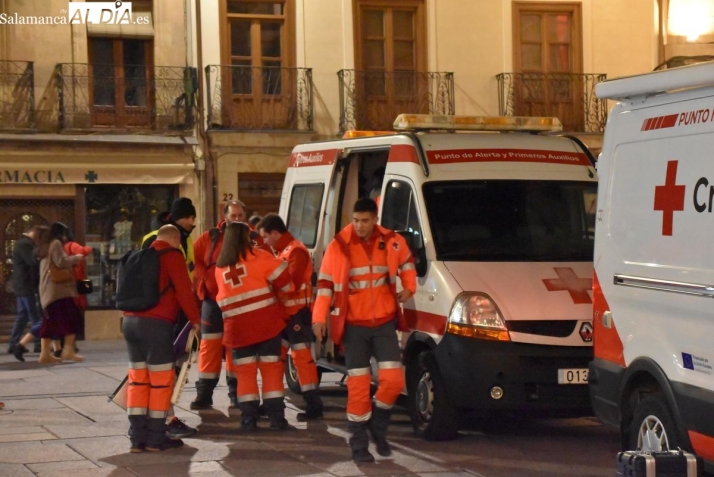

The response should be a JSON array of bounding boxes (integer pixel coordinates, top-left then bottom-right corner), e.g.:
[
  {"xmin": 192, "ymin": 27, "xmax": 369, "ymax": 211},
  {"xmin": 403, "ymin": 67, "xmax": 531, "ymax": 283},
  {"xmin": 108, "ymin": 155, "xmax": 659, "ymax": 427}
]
[
  {"xmin": 654, "ymin": 160, "xmax": 686, "ymax": 236},
  {"xmin": 223, "ymin": 264, "xmax": 247, "ymax": 289},
  {"xmin": 542, "ymin": 267, "xmax": 592, "ymax": 304}
]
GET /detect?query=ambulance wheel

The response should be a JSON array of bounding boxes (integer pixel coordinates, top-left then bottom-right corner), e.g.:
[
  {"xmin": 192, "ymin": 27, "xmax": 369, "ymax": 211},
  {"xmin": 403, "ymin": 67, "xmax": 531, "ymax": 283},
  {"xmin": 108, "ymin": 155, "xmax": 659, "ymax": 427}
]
[
  {"xmin": 284, "ymin": 353, "xmax": 323, "ymax": 395},
  {"xmin": 407, "ymin": 351, "xmax": 459, "ymax": 441},
  {"xmin": 629, "ymin": 393, "xmax": 681, "ymax": 452},
  {"xmin": 285, "ymin": 353, "xmax": 302, "ymax": 394}
]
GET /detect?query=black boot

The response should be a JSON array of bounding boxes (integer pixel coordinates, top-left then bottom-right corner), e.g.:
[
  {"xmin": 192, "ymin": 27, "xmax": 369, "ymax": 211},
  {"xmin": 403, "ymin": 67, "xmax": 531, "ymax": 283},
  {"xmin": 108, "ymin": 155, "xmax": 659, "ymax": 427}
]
[
  {"xmin": 226, "ymin": 376, "xmax": 238, "ymax": 409},
  {"xmin": 348, "ymin": 421, "xmax": 374, "ymax": 463},
  {"xmin": 296, "ymin": 390, "xmax": 324, "ymax": 422},
  {"xmin": 369, "ymin": 406, "xmax": 392, "ymax": 457},
  {"xmin": 190, "ymin": 378, "xmax": 218, "ymax": 410}
]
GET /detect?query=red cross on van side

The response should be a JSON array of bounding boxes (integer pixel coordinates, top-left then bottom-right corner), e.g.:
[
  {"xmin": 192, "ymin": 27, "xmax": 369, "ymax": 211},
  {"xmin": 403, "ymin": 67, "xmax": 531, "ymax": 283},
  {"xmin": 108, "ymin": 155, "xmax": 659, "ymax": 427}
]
[{"xmin": 653, "ymin": 160, "xmax": 686, "ymax": 236}]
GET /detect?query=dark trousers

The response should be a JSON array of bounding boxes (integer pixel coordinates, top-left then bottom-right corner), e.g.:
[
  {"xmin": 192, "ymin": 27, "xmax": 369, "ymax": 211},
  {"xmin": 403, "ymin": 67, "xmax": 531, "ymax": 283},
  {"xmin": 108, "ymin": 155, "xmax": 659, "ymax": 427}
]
[{"xmin": 9, "ymin": 294, "xmax": 42, "ymax": 349}]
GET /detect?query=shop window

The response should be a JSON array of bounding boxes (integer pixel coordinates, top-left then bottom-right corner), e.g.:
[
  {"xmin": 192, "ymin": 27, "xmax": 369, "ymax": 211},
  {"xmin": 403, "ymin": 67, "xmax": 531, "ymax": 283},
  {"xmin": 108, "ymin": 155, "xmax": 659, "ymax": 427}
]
[{"xmin": 84, "ymin": 185, "xmax": 175, "ymax": 308}]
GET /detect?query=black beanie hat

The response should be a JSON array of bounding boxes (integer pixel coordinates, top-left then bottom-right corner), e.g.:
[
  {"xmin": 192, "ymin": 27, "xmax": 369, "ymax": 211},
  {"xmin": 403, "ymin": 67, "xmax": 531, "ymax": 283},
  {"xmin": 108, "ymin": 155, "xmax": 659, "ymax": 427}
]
[{"xmin": 170, "ymin": 197, "xmax": 196, "ymax": 221}]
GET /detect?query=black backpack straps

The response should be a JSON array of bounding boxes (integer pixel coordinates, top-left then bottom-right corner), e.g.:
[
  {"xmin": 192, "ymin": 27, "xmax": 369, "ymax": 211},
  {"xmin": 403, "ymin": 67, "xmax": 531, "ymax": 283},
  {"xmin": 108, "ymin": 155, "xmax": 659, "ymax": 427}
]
[{"xmin": 157, "ymin": 247, "xmax": 183, "ymax": 295}]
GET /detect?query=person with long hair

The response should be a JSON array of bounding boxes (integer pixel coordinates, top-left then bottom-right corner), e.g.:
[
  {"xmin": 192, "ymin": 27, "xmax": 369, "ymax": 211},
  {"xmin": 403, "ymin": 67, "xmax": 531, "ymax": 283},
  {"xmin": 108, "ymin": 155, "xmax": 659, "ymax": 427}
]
[
  {"xmin": 15, "ymin": 223, "xmax": 86, "ymax": 363},
  {"xmin": 215, "ymin": 222, "xmax": 293, "ymax": 430}
]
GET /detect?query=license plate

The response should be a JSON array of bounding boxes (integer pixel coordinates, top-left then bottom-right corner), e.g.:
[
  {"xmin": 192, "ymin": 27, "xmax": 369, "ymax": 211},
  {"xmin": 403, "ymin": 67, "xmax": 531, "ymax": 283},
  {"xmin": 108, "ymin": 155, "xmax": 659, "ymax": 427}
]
[{"xmin": 557, "ymin": 368, "xmax": 588, "ymax": 384}]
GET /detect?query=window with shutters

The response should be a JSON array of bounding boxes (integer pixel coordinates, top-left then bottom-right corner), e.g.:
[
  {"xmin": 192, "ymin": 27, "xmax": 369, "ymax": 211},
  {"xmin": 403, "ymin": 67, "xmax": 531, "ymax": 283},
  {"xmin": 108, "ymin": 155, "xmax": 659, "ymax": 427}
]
[{"xmin": 512, "ymin": 2, "xmax": 584, "ymax": 130}]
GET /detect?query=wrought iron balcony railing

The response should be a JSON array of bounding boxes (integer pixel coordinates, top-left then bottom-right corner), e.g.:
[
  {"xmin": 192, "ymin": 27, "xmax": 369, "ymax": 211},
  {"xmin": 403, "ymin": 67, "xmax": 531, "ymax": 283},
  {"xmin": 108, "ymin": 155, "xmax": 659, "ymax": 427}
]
[
  {"xmin": 338, "ymin": 69, "xmax": 454, "ymax": 133},
  {"xmin": 496, "ymin": 72, "xmax": 607, "ymax": 133},
  {"xmin": 205, "ymin": 65, "xmax": 313, "ymax": 131},
  {"xmin": 57, "ymin": 63, "xmax": 197, "ymax": 133},
  {"xmin": 0, "ymin": 60, "xmax": 35, "ymax": 131}
]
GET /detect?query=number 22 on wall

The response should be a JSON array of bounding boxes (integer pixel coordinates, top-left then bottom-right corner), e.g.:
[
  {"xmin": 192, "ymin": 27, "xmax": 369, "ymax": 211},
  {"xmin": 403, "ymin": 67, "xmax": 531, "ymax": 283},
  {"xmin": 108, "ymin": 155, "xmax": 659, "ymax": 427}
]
[{"xmin": 222, "ymin": 193, "xmax": 234, "ymax": 201}]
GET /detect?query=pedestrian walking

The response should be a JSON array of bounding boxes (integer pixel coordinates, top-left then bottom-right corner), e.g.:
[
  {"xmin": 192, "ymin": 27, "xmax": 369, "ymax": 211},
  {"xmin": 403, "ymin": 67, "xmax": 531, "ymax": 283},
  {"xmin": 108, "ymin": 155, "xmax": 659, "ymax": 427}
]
[
  {"xmin": 257, "ymin": 213, "xmax": 324, "ymax": 421},
  {"xmin": 191, "ymin": 200, "xmax": 247, "ymax": 410},
  {"xmin": 15, "ymin": 223, "xmax": 86, "ymax": 363},
  {"xmin": 312, "ymin": 198, "xmax": 416, "ymax": 463},
  {"xmin": 121, "ymin": 225, "xmax": 201, "ymax": 453},
  {"xmin": 8, "ymin": 225, "xmax": 45, "ymax": 358},
  {"xmin": 215, "ymin": 222, "xmax": 293, "ymax": 430}
]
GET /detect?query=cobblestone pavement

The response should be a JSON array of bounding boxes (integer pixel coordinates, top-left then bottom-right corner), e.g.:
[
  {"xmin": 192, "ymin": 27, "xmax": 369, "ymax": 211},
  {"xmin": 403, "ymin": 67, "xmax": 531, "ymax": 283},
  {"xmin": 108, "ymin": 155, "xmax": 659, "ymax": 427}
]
[{"xmin": 0, "ymin": 339, "xmax": 620, "ymax": 477}]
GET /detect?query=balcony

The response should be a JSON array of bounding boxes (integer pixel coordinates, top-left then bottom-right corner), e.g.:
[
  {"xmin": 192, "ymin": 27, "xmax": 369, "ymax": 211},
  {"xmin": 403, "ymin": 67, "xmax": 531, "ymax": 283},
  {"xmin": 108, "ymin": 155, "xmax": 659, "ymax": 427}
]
[
  {"xmin": 338, "ymin": 70, "xmax": 454, "ymax": 133},
  {"xmin": 56, "ymin": 63, "xmax": 197, "ymax": 134},
  {"xmin": 205, "ymin": 65, "xmax": 313, "ymax": 131},
  {"xmin": 0, "ymin": 60, "xmax": 35, "ymax": 131},
  {"xmin": 496, "ymin": 73, "xmax": 607, "ymax": 133}
]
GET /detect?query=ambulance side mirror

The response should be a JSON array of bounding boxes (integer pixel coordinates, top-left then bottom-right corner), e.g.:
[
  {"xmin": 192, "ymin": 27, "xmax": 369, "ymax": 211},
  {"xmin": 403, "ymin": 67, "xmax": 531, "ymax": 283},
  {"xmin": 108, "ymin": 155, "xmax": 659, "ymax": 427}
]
[{"xmin": 396, "ymin": 230, "xmax": 427, "ymax": 277}]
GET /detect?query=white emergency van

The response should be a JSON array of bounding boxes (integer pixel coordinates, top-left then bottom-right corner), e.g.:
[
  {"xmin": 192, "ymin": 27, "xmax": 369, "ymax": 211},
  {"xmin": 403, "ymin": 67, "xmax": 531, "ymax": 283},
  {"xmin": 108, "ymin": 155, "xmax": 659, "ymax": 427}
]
[
  {"xmin": 281, "ymin": 114, "xmax": 598, "ymax": 440},
  {"xmin": 590, "ymin": 62, "xmax": 714, "ymax": 470}
]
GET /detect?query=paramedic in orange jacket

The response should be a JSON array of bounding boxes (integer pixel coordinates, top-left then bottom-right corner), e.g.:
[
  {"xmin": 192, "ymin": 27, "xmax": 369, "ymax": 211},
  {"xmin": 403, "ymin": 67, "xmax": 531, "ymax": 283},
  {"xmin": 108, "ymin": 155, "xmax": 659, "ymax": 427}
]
[
  {"xmin": 122, "ymin": 225, "xmax": 201, "ymax": 453},
  {"xmin": 215, "ymin": 222, "xmax": 294, "ymax": 430},
  {"xmin": 313, "ymin": 198, "xmax": 417, "ymax": 463},
  {"xmin": 191, "ymin": 200, "xmax": 247, "ymax": 410},
  {"xmin": 257, "ymin": 214, "xmax": 324, "ymax": 421}
]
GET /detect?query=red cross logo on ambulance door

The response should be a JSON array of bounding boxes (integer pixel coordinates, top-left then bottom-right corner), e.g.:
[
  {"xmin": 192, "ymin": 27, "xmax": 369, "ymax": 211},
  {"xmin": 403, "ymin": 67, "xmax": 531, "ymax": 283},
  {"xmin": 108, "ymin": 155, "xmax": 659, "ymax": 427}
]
[
  {"xmin": 542, "ymin": 267, "xmax": 592, "ymax": 304},
  {"xmin": 654, "ymin": 160, "xmax": 686, "ymax": 236},
  {"xmin": 223, "ymin": 264, "xmax": 247, "ymax": 289}
]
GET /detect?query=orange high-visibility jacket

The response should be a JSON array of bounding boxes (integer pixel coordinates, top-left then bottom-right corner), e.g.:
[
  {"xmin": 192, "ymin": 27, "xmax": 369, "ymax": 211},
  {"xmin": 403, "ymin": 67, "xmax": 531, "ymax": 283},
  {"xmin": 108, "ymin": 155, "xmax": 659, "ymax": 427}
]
[
  {"xmin": 275, "ymin": 232, "xmax": 313, "ymax": 317},
  {"xmin": 312, "ymin": 224, "xmax": 417, "ymax": 345},
  {"xmin": 193, "ymin": 220, "xmax": 226, "ymax": 301},
  {"xmin": 215, "ymin": 248, "xmax": 293, "ymax": 348}
]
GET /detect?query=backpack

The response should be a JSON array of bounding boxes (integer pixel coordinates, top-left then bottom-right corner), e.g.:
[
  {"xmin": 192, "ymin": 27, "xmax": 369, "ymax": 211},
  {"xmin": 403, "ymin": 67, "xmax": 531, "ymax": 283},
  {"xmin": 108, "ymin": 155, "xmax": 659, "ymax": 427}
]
[{"xmin": 115, "ymin": 247, "xmax": 179, "ymax": 312}]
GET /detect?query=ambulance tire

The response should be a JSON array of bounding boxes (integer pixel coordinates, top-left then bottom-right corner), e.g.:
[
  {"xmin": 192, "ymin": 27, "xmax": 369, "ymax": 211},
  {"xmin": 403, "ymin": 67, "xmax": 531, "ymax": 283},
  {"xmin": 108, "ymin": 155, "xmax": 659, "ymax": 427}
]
[
  {"xmin": 407, "ymin": 350, "xmax": 459, "ymax": 441},
  {"xmin": 284, "ymin": 353, "xmax": 323, "ymax": 395},
  {"xmin": 629, "ymin": 393, "xmax": 681, "ymax": 452}
]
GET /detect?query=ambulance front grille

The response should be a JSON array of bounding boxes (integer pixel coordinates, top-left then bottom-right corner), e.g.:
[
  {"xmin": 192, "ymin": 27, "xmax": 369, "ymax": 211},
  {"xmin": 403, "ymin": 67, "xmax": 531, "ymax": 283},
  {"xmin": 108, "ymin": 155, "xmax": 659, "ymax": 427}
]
[{"xmin": 506, "ymin": 320, "xmax": 577, "ymax": 338}]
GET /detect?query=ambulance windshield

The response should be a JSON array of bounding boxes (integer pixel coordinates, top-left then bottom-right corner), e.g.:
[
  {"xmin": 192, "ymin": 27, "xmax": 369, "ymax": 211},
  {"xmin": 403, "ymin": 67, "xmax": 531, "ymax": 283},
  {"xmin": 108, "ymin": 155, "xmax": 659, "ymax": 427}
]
[{"xmin": 423, "ymin": 180, "xmax": 596, "ymax": 262}]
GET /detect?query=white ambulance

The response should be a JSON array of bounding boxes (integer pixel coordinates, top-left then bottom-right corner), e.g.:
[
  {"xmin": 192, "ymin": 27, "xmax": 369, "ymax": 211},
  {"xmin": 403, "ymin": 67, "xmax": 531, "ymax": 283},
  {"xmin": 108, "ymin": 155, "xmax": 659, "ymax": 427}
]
[
  {"xmin": 280, "ymin": 114, "xmax": 598, "ymax": 440},
  {"xmin": 590, "ymin": 62, "xmax": 714, "ymax": 470}
]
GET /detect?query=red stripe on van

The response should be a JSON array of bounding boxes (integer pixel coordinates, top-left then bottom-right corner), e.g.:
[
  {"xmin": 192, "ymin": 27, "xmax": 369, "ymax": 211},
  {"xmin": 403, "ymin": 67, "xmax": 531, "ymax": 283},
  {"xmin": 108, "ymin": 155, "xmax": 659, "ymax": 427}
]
[
  {"xmin": 592, "ymin": 271, "xmax": 625, "ymax": 366},
  {"xmin": 641, "ymin": 114, "xmax": 678, "ymax": 131},
  {"xmin": 426, "ymin": 149, "xmax": 591, "ymax": 166},
  {"xmin": 688, "ymin": 430, "xmax": 714, "ymax": 462},
  {"xmin": 388, "ymin": 144, "xmax": 419, "ymax": 164},
  {"xmin": 661, "ymin": 114, "xmax": 678, "ymax": 128},
  {"xmin": 289, "ymin": 149, "xmax": 339, "ymax": 167},
  {"xmin": 403, "ymin": 309, "xmax": 447, "ymax": 335}
]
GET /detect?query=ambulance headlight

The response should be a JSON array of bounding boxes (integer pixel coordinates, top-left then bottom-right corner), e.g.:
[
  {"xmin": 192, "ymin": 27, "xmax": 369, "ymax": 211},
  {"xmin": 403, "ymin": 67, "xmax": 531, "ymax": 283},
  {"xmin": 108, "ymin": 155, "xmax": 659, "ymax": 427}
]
[{"xmin": 446, "ymin": 293, "xmax": 510, "ymax": 341}]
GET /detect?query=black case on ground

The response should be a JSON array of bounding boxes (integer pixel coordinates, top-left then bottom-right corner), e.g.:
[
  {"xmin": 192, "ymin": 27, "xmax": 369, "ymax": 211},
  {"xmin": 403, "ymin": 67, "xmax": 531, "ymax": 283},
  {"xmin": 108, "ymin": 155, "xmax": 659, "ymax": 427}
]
[{"xmin": 616, "ymin": 450, "xmax": 701, "ymax": 477}]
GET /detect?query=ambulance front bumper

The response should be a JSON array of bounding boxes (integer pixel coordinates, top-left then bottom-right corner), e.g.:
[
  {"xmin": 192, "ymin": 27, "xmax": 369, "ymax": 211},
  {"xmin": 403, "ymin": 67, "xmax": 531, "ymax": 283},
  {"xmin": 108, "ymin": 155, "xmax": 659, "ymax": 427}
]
[{"xmin": 434, "ymin": 334, "xmax": 593, "ymax": 416}]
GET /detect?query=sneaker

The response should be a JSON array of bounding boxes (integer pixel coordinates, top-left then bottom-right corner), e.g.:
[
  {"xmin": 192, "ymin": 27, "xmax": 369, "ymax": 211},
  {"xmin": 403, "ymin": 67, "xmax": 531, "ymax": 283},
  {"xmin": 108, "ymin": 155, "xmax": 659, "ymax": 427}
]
[
  {"xmin": 145, "ymin": 438, "xmax": 184, "ymax": 452},
  {"xmin": 13, "ymin": 344, "xmax": 27, "ymax": 362},
  {"xmin": 296, "ymin": 408, "xmax": 323, "ymax": 422},
  {"xmin": 352, "ymin": 448, "xmax": 375, "ymax": 463},
  {"xmin": 166, "ymin": 418, "xmax": 196, "ymax": 440},
  {"xmin": 240, "ymin": 415, "xmax": 257, "ymax": 431}
]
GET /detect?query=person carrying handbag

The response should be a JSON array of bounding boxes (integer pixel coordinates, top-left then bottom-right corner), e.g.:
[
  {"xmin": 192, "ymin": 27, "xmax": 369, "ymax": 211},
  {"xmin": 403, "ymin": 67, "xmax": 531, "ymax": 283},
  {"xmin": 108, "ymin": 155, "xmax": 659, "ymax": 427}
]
[{"xmin": 14, "ymin": 223, "xmax": 86, "ymax": 363}]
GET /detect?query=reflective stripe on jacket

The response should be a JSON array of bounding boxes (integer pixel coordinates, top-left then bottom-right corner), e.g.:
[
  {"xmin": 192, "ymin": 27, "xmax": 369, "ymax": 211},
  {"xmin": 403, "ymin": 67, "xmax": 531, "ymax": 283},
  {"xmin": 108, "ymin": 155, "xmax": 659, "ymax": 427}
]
[
  {"xmin": 215, "ymin": 248, "xmax": 293, "ymax": 348},
  {"xmin": 312, "ymin": 223, "xmax": 417, "ymax": 345},
  {"xmin": 276, "ymin": 234, "xmax": 313, "ymax": 317}
]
